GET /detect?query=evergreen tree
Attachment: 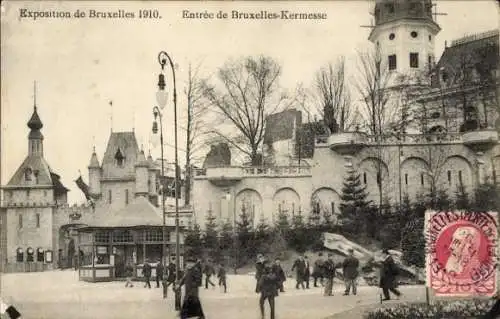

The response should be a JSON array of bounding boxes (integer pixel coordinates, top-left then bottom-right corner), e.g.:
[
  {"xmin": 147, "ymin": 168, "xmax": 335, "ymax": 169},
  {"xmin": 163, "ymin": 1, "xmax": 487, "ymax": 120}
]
[
  {"xmin": 184, "ymin": 222, "xmax": 203, "ymax": 260},
  {"xmin": 308, "ymin": 201, "xmax": 321, "ymax": 227},
  {"xmin": 274, "ymin": 209, "xmax": 291, "ymax": 241},
  {"xmin": 474, "ymin": 182, "xmax": 500, "ymax": 211},
  {"xmin": 289, "ymin": 211, "xmax": 309, "ymax": 253},
  {"xmin": 339, "ymin": 168, "xmax": 372, "ymax": 235},
  {"xmin": 254, "ymin": 215, "xmax": 272, "ymax": 255},
  {"xmin": 203, "ymin": 209, "xmax": 218, "ymax": 259},
  {"xmin": 235, "ymin": 205, "xmax": 254, "ymax": 264},
  {"xmin": 218, "ymin": 219, "xmax": 233, "ymax": 263}
]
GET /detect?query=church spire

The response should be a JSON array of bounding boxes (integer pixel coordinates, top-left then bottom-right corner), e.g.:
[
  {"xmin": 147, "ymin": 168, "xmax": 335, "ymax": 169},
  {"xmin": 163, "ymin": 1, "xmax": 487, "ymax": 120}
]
[
  {"xmin": 27, "ymin": 82, "xmax": 44, "ymax": 156},
  {"xmin": 27, "ymin": 82, "xmax": 43, "ymax": 130}
]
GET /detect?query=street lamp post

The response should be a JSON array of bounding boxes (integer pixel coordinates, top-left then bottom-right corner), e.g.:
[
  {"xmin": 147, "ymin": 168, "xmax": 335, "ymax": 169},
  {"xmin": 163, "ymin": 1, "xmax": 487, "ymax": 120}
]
[
  {"xmin": 155, "ymin": 50, "xmax": 182, "ymax": 311},
  {"xmin": 151, "ymin": 105, "xmax": 166, "ymax": 299}
]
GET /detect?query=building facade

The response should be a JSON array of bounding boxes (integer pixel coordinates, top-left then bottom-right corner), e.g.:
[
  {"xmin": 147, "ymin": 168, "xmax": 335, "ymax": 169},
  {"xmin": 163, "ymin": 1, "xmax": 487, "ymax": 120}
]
[{"xmin": 191, "ymin": 0, "xmax": 500, "ymax": 229}]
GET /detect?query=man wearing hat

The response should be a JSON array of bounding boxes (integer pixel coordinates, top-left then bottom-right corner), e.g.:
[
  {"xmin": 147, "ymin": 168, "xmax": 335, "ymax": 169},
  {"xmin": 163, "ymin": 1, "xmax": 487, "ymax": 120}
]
[
  {"xmin": 257, "ymin": 260, "xmax": 279, "ymax": 319},
  {"xmin": 342, "ymin": 248, "xmax": 360, "ymax": 295},
  {"xmin": 380, "ymin": 249, "xmax": 402, "ymax": 301},
  {"xmin": 255, "ymin": 254, "xmax": 266, "ymax": 293},
  {"xmin": 177, "ymin": 257, "xmax": 205, "ymax": 319}
]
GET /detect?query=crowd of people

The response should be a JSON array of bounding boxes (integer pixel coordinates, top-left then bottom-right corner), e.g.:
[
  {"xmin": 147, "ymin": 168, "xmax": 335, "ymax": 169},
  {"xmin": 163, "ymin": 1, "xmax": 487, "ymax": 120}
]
[{"xmin": 125, "ymin": 248, "xmax": 404, "ymax": 319}]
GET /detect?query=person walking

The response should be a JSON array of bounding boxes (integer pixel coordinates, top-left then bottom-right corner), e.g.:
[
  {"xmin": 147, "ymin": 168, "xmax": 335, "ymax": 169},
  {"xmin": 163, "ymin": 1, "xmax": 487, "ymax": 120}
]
[
  {"xmin": 163, "ymin": 259, "xmax": 176, "ymax": 297},
  {"xmin": 177, "ymin": 258, "xmax": 205, "ymax": 319},
  {"xmin": 291, "ymin": 256, "xmax": 306, "ymax": 289},
  {"xmin": 125, "ymin": 262, "xmax": 134, "ymax": 288},
  {"xmin": 257, "ymin": 260, "xmax": 279, "ymax": 319},
  {"xmin": 313, "ymin": 253, "xmax": 325, "ymax": 287},
  {"xmin": 304, "ymin": 255, "xmax": 311, "ymax": 289},
  {"xmin": 380, "ymin": 249, "xmax": 402, "ymax": 301},
  {"xmin": 156, "ymin": 259, "xmax": 164, "ymax": 288},
  {"xmin": 272, "ymin": 258, "xmax": 286, "ymax": 293},
  {"xmin": 203, "ymin": 260, "xmax": 216, "ymax": 289},
  {"xmin": 255, "ymin": 254, "xmax": 266, "ymax": 293},
  {"xmin": 143, "ymin": 259, "xmax": 152, "ymax": 289},
  {"xmin": 323, "ymin": 253, "xmax": 336, "ymax": 296},
  {"xmin": 217, "ymin": 263, "xmax": 227, "ymax": 293},
  {"xmin": 342, "ymin": 249, "xmax": 360, "ymax": 296}
]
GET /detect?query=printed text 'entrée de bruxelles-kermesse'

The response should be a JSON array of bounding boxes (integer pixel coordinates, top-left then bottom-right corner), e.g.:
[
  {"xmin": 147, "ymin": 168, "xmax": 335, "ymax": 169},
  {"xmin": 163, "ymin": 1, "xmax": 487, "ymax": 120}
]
[{"xmin": 182, "ymin": 10, "xmax": 328, "ymax": 20}]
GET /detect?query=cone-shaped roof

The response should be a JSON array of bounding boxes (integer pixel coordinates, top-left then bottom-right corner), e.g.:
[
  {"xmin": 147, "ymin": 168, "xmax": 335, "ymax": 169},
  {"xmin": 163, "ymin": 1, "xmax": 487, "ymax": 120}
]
[
  {"xmin": 27, "ymin": 106, "xmax": 43, "ymax": 130},
  {"xmin": 89, "ymin": 148, "xmax": 100, "ymax": 168},
  {"xmin": 135, "ymin": 149, "xmax": 149, "ymax": 167}
]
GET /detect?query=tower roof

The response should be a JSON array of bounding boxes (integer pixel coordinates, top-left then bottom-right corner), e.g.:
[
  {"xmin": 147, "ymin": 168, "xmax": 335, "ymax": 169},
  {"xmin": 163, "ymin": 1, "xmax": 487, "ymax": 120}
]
[
  {"xmin": 136, "ymin": 149, "xmax": 149, "ymax": 167},
  {"xmin": 101, "ymin": 131, "xmax": 140, "ymax": 179},
  {"xmin": 373, "ymin": 0, "xmax": 439, "ymax": 28},
  {"xmin": 27, "ymin": 106, "xmax": 43, "ymax": 130},
  {"xmin": 89, "ymin": 148, "xmax": 100, "ymax": 168}
]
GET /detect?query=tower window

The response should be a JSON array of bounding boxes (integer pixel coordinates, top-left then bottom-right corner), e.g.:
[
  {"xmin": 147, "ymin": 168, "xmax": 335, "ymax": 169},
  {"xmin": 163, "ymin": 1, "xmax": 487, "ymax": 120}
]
[
  {"xmin": 24, "ymin": 168, "xmax": 32, "ymax": 181},
  {"xmin": 429, "ymin": 35, "xmax": 432, "ymax": 41},
  {"xmin": 388, "ymin": 54, "xmax": 397, "ymax": 70},
  {"xmin": 404, "ymin": 173, "xmax": 408, "ymax": 185},
  {"xmin": 331, "ymin": 202, "xmax": 335, "ymax": 214},
  {"xmin": 363, "ymin": 172, "xmax": 367, "ymax": 184},
  {"xmin": 19, "ymin": 214, "xmax": 23, "ymax": 228},
  {"xmin": 26, "ymin": 247, "xmax": 34, "ymax": 262},
  {"xmin": 410, "ymin": 53, "xmax": 419, "ymax": 68},
  {"xmin": 458, "ymin": 171, "xmax": 463, "ymax": 184},
  {"xmin": 37, "ymin": 248, "xmax": 44, "ymax": 262},
  {"xmin": 27, "ymin": 190, "xmax": 30, "ymax": 199},
  {"xmin": 16, "ymin": 248, "xmax": 24, "ymax": 262},
  {"xmin": 389, "ymin": 33, "xmax": 395, "ymax": 40},
  {"xmin": 108, "ymin": 190, "xmax": 112, "ymax": 204},
  {"xmin": 125, "ymin": 189, "xmax": 129, "ymax": 205},
  {"xmin": 420, "ymin": 173, "xmax": 425, "ymax": 186},
  {"xmin": 411, "ymin": 31, "xmax": 418, "ymax": 38},
  {"xmin": 447, "ymin": 171, "xmax": 452, "ymax": 184},
  {"xmin": 34, "ymin": 170, "xmax": 39, "ymax": 184},
  {"xmin": 376, "ymin": 172, "xmax": 381, "ymax": 186},
  {"xmin": 36, "ymin": 213, "xmax": 40, "ymax": 228},
  {"xmin": 114, "ymin": 148, "xmax": 125, "ymax": 167}
]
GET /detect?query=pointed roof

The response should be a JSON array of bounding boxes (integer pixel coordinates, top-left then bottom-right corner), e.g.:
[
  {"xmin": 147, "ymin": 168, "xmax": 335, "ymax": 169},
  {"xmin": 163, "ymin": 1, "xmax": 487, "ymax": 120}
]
[
  {"xmin": 27, "ymin": 106, "xmax": 43, "ymax": 130},
  {"xmin": 101, "ymin": 132, "xmax": 140, "ymax": 179},
  {"xmin": 6, "ymin": 155, "xmax": 53, "ymax": 186},
  {"xmin": 135, "ymin": 150, "xmax": 149, "ymax": 167},
  {"xmin": 84, "ymin": 196, "xmax": 163, "ymax": 228},
  {"xmin": 89, "ymin": 148, "xmax": 100, "ymax": 168}
]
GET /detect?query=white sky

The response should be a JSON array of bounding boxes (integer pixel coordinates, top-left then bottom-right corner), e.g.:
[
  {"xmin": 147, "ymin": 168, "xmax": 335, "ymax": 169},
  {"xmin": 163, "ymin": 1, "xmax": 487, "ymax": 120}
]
[{"xmin": 1, "ymin": 1, "xmax": 498, "ymax": 204}]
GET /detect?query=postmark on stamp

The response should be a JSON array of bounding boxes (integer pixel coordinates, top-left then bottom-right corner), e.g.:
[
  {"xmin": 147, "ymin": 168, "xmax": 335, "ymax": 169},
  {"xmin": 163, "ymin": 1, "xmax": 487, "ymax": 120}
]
[{"xmin": 425, "ymin": 210, "xmax": 498, "ymax": 297}]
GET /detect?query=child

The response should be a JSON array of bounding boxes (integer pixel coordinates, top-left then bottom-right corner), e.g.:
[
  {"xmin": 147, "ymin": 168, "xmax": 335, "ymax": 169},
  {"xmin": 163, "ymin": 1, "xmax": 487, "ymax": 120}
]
[
  {"xmin": 217, "ymin": 263, "xmax": 227, "ymax": 293},
  {"xmin": 257, "ymin": 261, "xmax": 279, "ymax": 319}
]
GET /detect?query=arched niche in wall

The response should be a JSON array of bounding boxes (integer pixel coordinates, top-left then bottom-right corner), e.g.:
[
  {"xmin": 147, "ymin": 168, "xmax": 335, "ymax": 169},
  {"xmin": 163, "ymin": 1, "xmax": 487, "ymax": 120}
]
[
  {"xmin": 311, "ymin": 187, "xmax": 341, "ymax": 223},
  {"xmin": 235, "ymin": 188, "xmax": 263, "ymax": 226},
  {"xmin": 400, "ymin": 157, "xmax": 430, "ymax": 200},
  {"xmin": 358, "ymin": 157, "xmax": 390, "ymax": 202},
  {"xmin": 272, "ymin": 188, "xmax": 301, "ymax": 223},
  {"xmin": 441, "ymin": 155, "xmax": 474, "ymax": 193}
]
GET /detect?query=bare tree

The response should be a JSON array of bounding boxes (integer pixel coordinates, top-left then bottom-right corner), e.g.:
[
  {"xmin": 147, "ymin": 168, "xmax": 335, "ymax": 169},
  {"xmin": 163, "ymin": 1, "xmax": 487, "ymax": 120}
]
[
  {"xmin": 184, "ymin": 63, "xmax": 211, "ymax": 205},
  {"xmin": 201, "ymin": 56, "xmax": 291, "ymax": 166},
  {"xmin": 315, "ymin": 57, "xmax": 354, "ymax": 133}
]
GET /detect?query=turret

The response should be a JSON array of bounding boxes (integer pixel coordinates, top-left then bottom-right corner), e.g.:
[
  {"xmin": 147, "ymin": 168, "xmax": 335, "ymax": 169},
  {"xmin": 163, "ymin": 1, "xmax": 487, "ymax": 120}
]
[
  {"xmin": 88, "ymin": 147, "xmax": 102, "ymax": 198},
  {"xmin": 27, "ymin": 106, "xmax": 44, "ymax": 157},
  {"xmin": 147, "ymin": 152, "xmax": 158, "ymax": 198},
  {"xmin": 135, "ymin": 150, "xmax": 149, "ymax": 197}
]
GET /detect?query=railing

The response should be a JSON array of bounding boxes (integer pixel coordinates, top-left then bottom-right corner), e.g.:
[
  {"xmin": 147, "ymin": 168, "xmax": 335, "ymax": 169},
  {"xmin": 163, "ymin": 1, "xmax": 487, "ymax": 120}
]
[
  {"xmin": 193, "ymin": 165, "xmax": 312, "ymax": 178},
  {"xmin": 316, "ymin": 132, "xmax": 464, "ymax": 146}
]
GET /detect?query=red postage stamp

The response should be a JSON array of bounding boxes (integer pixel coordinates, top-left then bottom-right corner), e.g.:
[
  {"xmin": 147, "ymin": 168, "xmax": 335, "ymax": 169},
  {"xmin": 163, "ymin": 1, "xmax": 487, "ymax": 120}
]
[{"xmin": 425, "ymin": 210, "xmax": 498, "ymax": 297}]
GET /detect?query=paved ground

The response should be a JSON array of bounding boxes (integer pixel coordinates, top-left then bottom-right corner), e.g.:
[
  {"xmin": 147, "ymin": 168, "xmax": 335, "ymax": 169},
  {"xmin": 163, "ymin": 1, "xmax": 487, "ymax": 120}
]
[{"xmin": 0, "ymin": 270, "xmax": 427, "ymax": 319}]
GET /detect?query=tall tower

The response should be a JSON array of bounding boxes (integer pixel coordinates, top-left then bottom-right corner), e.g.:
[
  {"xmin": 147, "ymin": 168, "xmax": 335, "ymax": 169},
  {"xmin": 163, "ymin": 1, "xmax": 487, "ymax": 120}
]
[
  {"xmin": 88, "ymin": 147, "xmax": 102, "ymax": 198},
  {"xmin": 135, "ymin": 149, "xmax": 149, "ymax": 197},
  {"xmin": 369, "ymin": 0, "xmax": 441, "ymax": 83}
]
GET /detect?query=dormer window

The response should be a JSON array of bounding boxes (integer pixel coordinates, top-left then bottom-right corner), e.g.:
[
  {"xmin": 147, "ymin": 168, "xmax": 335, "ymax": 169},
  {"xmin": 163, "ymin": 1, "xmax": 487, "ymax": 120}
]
[
  {"xmin": 34, "ymin": 170, "xmax": 39, "ymax": 184},
  {"xmin": 114, "ymin": 148, "xmax": 125, "ymax": 167},
  {"xmin": 24, "ymin": 168, "xmax": 32, "ymax": 181}
]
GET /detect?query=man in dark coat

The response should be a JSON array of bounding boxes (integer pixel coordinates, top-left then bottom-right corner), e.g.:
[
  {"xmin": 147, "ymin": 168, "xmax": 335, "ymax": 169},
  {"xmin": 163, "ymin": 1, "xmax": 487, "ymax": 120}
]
[
  {"xmin": 255, "ymin": 254, "xmax": 266, "ymax": 293},
  {"xmin": 342, "ymin": 249, "xmax": 360, "ymax": 295},
  {"xmin": 156, "ymin": 260, "xmax": 164, "ymax": 288},
  {"xmin": 313, "ymin": 252, "xmax": 325, "ymax": 287},
  {"xmin": 272, "ymin": 258, "xmax": 286, "ymax": 293},
  {"xmin": 164, "ymin": 259, "xmax": 177, "ymax": 296},
  {"xmin": 291, "ymin": 256, "xmax": 306, "ymax": 289},
  {"xmin": 380, "ymin": 249, "xmax": 402, "ymax": 301},
  {"xmin": 143, "ymin": 259, "xmax": 152, "ymax": 289},
  {"xmin": 177, "ymin": 258, "xmax": 205, "ymax": 319},
  {"xmin": 203, "ymin": 260, "xmax": 216, "ymax": 289},
  {"xmin": 257, "ymin": 261, "xmax": 279, "ymax": 319},
  {"xmin": 323, "ymin": 253, "xmax": 336, "ymax": 296},
  {"xmin": 217, "ymin": 263, "xmax": 227, "ymax": 293}
]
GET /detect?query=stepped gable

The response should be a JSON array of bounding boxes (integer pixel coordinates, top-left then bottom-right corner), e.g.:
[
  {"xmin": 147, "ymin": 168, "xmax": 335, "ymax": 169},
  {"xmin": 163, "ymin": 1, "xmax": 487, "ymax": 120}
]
[
  {"xmin": 83, "ymin": 196, "xmax": 162, "ymax": 228},
  {"xmin": 202, "ymin": 143, "xmax": 231, "ymax": 168},
  {"xmin": 101, "ymin": 132, "xmax": 140, "ymax": 179},
  {"xmin": 432, "ymin": 30, "xmax": 499, "ymax": 88}
]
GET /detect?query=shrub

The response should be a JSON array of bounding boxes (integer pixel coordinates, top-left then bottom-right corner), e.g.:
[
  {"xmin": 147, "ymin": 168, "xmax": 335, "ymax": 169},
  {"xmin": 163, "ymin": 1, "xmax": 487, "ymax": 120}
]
[{"xmin": 364, "ymin": 299, "xmax": 496, "ymax": 319}]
